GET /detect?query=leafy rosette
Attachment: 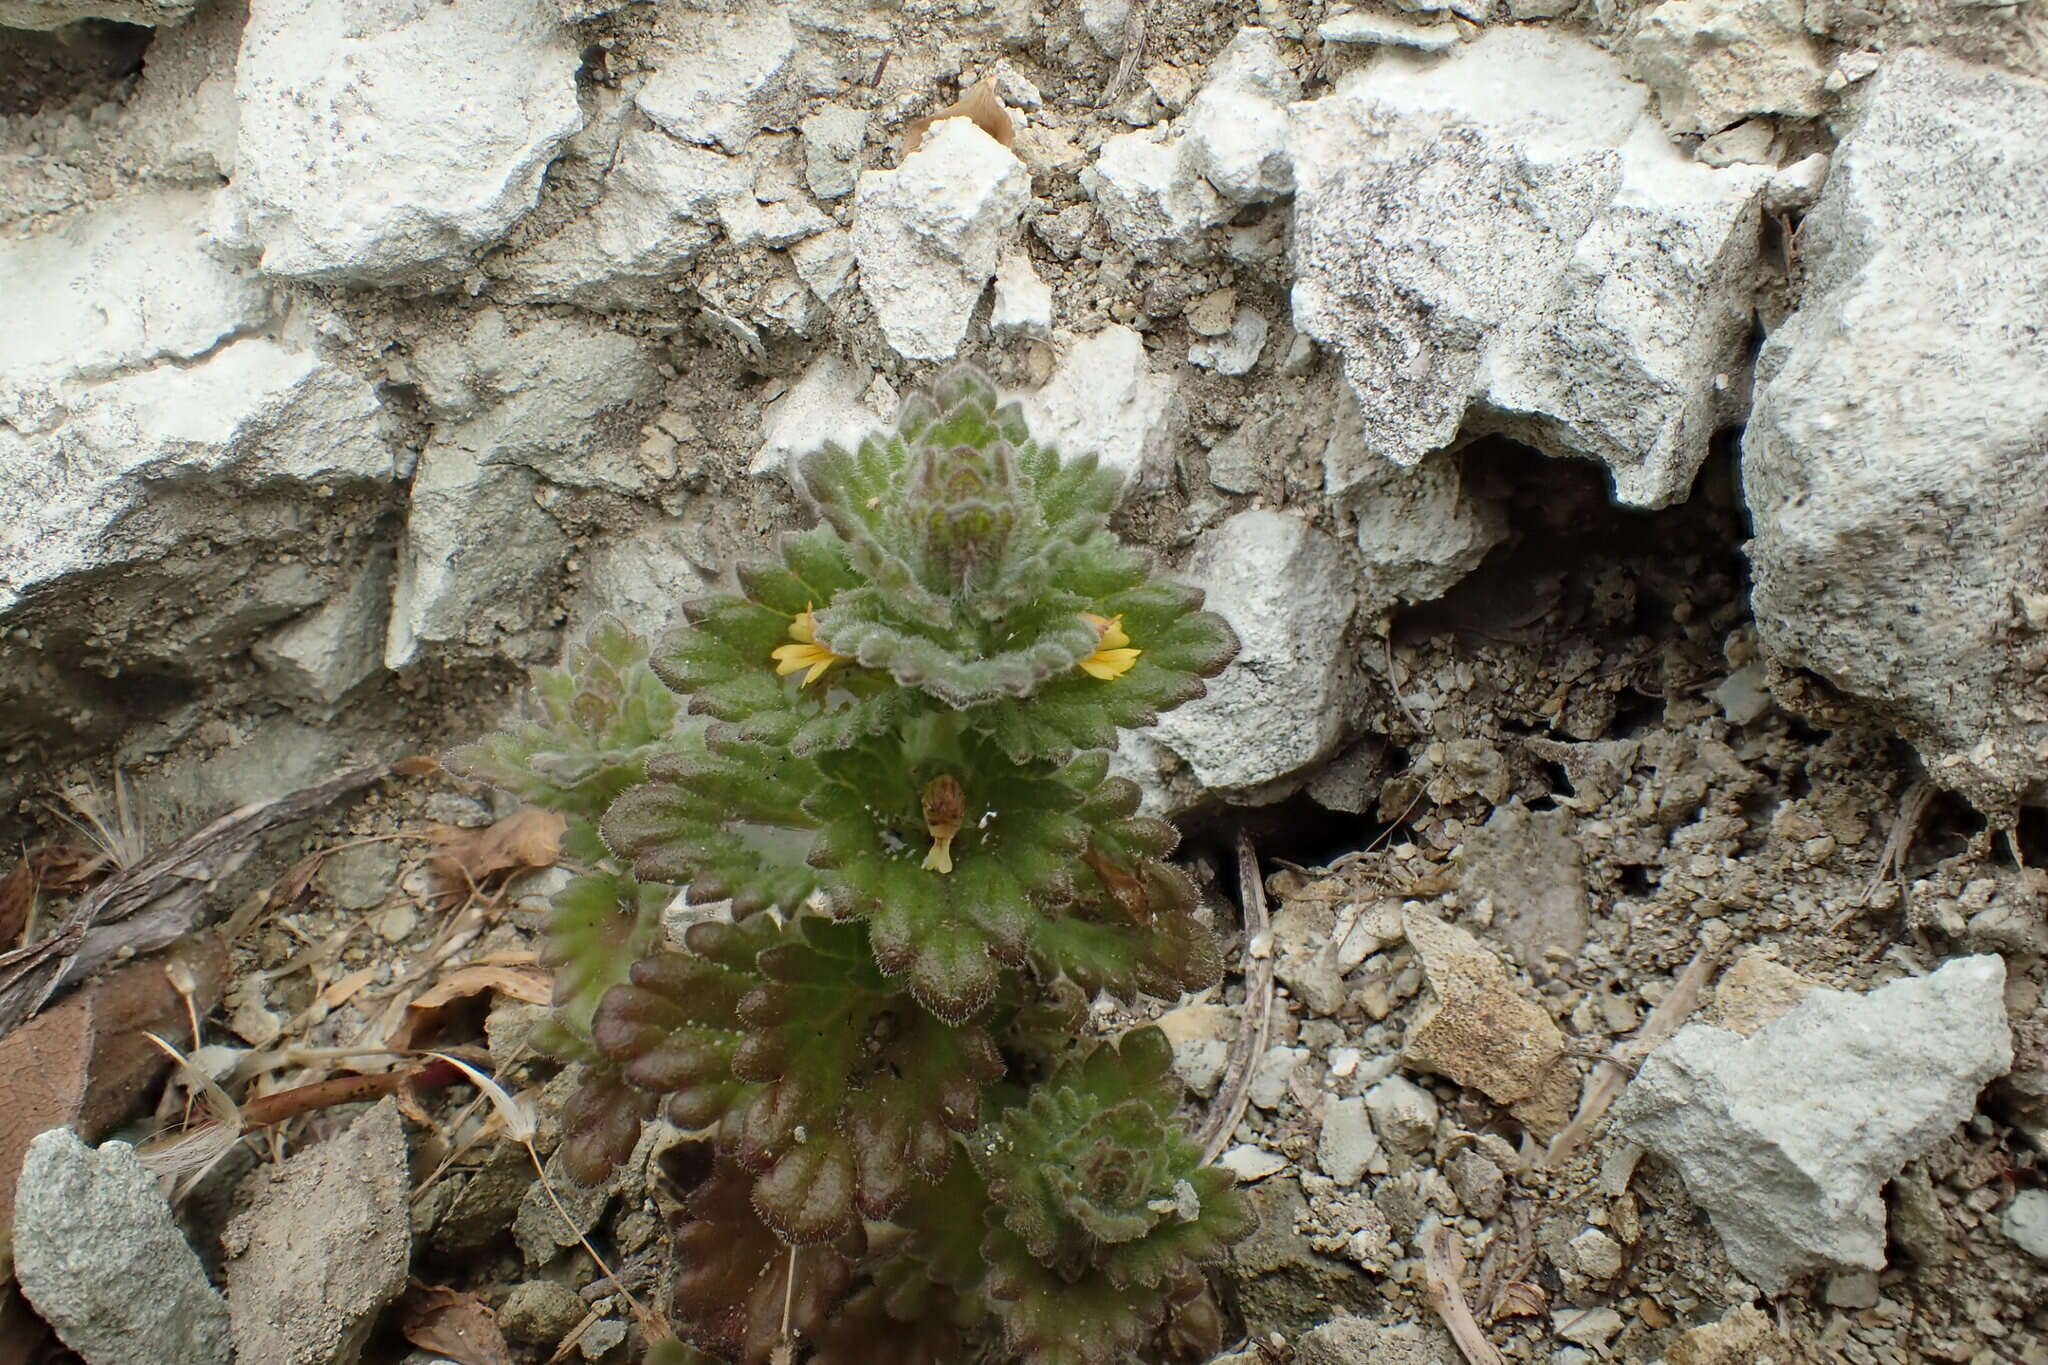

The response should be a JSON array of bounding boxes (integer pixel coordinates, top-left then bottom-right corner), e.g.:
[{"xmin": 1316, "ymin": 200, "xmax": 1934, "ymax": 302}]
[
  {"xmin": 973, "ymin": 1029, "xmax": 1249, "ymax": 1365},
  {"xmin": 447, "ymin": 616, "xmax": 679, "ymax": 861},
  {"xmin": 592, "ymin": 915, "xmax": 1002, "ymax": 1243}
]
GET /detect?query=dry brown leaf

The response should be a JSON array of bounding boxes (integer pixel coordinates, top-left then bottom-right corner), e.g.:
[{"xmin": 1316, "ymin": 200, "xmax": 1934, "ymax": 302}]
[
  {"xmin": 426, "ymin": 808, "xmax": 566, "ymax": 908},
  {"xmin": 399, "ymin": 1282, "xmax": 515, "ymax": 1364},
  {"xmin": 320, "ymin": 966, "xmax": 382, "ymax": 1012},
  {"xmin": 410, "ymin": 963, "xmax": 553, "ymax": 1012},
  {"xmin": 903, "ymin": 77, "xmax": 1013, "ymax": 156},
  {"xmin": 263, "ymin": 849, "xmax": 327, "ymax": 917},
  {"xmin": 1489, "ymin": 1280, "xmax": 1549, "ymax": 1323}
]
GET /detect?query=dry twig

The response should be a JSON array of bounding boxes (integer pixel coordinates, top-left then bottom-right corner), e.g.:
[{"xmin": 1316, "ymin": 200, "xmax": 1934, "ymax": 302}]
[
  {"xmin": 1198, "ymin": 830, "xmax": 1275, "ymax": 1164},
  {"xmin": 1421, "ymin": 1223, "xmax": 1507, "ymax": 1365},
  {"xmin": 0, "ymin": 762, "xmax": 398, "ymax": 1041},
  {"xmin": 1831, "ymin": 777, "xmax": 1934, "ymax": 931},
  {"xmin": 1542, "ymin": 949, "xmax": 1715, "ymax": 1169}
]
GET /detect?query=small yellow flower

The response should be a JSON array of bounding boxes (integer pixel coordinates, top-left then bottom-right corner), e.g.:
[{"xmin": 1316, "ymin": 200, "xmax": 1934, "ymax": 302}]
[
  {"xmin": 1078, "ymin": 613, "xmax": 1141, "ymax": 681},
  {"xmin": 771, "ymin": 606, "xmax": 851, "ymax": 687}
]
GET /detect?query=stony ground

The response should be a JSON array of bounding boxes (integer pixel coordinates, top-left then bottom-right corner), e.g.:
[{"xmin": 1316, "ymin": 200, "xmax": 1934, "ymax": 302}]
[{"xmin": 3, "ymin": 0, "xmax": 2047, "ymax": 1362}]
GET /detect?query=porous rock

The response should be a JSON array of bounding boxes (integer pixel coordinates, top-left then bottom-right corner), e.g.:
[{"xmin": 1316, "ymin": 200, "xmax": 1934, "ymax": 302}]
[
  {"xmin": 223, "ymin": 1098, "xmax": 410, "ymax": 1365},
  {"xmin": 1401, "ymin": 907, "xmax": 1575, "ymax": 1133},
  {"xmin": 1741, "ymin": 52, "xmax": 2048, "ymax": 811},
  {"xmin": 0, "ymin": 189, "xmax": 272, "ymax": 435},
  {"xmin": 852, "ymin": 117, "xmax": 1031, "ymax": 362},
  {"xmin": 1628, "ymin": 0, "xmax": 1827, "ymax": 136},
  {"xmin": 1614, "ymin": 955, "xmax": 2012, "ymax": 1292},
  {"xmin": 221, "ymin": 0, "xmax": 583, "ymax": 286},
  {"xmin": 636, "ymin": 5, "xmax": 796, "ymax": 155},
  {"xmin": 13, "ymin": 1130, "xmax": 232, "ymax": 1365},
  {"xmin": 1143, "ymin": 509, "xmax": 1361, "ymax": 799},
  {"xmin": 1289, "ymin": 28, "xmax": 1768, "ymax": 508}
]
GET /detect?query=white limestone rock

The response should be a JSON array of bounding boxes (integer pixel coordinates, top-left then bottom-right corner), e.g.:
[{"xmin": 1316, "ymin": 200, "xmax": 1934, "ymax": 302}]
[
  {"xmin": 1615, "ymin": 956, "xmax": 2012, "ymax": 1292},
  {"xmin": 1081, "ymin": 124, "xmax": 1226, "ymax": 259},
  {"xmin": 1742, "ymin": 52, "xmax": 2048, "ymax": 810},
  {"xmin": 790, "ymin": 228, "xmax": 857, "ymax": 303},
  {"xmin": 1316, "ymin": 1097, "xmax": 1380, "ymax": 1184},
  {"xmin": 991, "ymin": 251, "xmax": 1054, "ymax": 338},
  {"xmin": 752, "ymin": 353, "xmax": 894, "ymax": 483},
  {"xmin": 488, "ymin": 129, "xmax": 735, "ymax": 309},
  {"xmin": 116, "ymin": 0, "xmax": 244, "ymax": 184},
  {"xmin": 13, "ymin": 1132, "xmax": 231, "ymax": 1365},
  {"xmin": 1146, "ymin": 509, "xmax": 1362, "ymax": 798},
  {"xmin": 222, "ymin": 0, "xmax": 583, "ymax": 287},
  {"xmin": 1629, "ymin": 0, "xmax": 1827, "ymax": 137},
  {"xmin": 1, "ymin": 190, "xmax": 272, "ymax": 435},
  {"xmin": 1289, "ymin": 29, "xmax": 1768, "ymax": 508},
  {"xmin": 1181, "ymin": 27, "xmax": 1300, "ymax": 204},
  {"xmin": 1017, "ymin": 325, "xmax": 1180, "ymax": 499},
  {"xmin": 1188, "ymin": 306, "xmax": 1268, "ymax": 376},
  {"xmin": 636, "ymin": 6, "xmax": 796, "ymax": 155},
  {"xmin": 0, "ymin": 338, "xmax": 395, "ymax": 618},
  {"xmin": 852, "ymin": 118, "xmax": 1031, "ymax": 362}
]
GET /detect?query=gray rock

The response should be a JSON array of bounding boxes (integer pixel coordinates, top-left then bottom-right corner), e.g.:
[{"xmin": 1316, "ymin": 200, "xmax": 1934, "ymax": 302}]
[
  {"xmin": 1289, "ymin": 29, "xmax": 1768, "ymax": 508},
  {"xmin": 1146, "ymin": 509, "xmax": 1361, "ymax": 799},
  {"xmin": 221, "ymin": 0, "xmax": 582, "ymax": 287},
  {"xmin": 499, "ymin": 1279, "xmax": 588, "ymax": 1347},
  {"xmin": 2005, "ymin": 1188, "xmax": 2048, "ymax": 1264},
  {"xmin": 488, "ymin": 128, "xmax": 733, "ymax": 310},
  {"xmin": 1294, "ymin": 1317, "xmax": 1442, "ymax": 1365},
  {"xmin": 1248, "ymin": 1045, "xmax": 1308, "ymax": 1110},
  {"xmin": 1364, "ymin": 1075, "xmax": 1440, "ymax": 1153},
  {"xmin": 635, "ymin": 6, "xmax": 795, "ymax": 155},
  {"xmin": 1181, "ymin": 27, "xmax": 1300, "ymax": 205},
  {"xmin": 0, "ymin": 0, "xmax": 192, "ymax": 26},
  {"xmin": 13, "ymin": 1131, "xmax": 232, "ymax": 1365},
  {"xmin": 0, "ymin": 190, "xmax": 272, "ymax": 436},
  {"xmin": 853, "ymin": 118, "xmax": 1031, "ymax": 362},
  {"xmin": 254, "ymin": 546, "xmax": 395, "ymax": 711},
  {"xmin": 752, "ymin": 353, "xmax": 892, "ymax": 483},
  {"xmin": 990, "ymin": 252, "xmax": 1054, "ymax": 338},
  {"xmin": 1628, "ymin": 0, "xmax": 1827, "ymax": 136},
  {"xmin": 224, "ymin": 1099, "xmax": 410, "ymax": 1365},
  {"xmin": 1455, "ymin": 803, "xmax": 1589, "ymax": 968},
  {"xmin": 1614, "ymin": 956, "xmax": 2012, "ymax": 1292},
  {"xmin": 1742, "ymin": 52, "xmax": 2048, "ymax": 811},
  {"xmin": 801, "ymin": 106, "xmax": 868, "ymax": 201},
  {"xmin": 1316, "ymin": 1097, "xmax": 1380, "ymax": 1184}
]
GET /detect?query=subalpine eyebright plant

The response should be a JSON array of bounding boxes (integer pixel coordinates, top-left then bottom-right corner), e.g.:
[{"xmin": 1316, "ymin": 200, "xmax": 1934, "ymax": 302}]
[{"xmin": 451, "ymin": 366, "xmax": 1249, "ymax": 1365}]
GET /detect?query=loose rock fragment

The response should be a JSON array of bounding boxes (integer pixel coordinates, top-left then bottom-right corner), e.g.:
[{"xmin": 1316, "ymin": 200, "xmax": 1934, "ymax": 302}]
[
  {"xmin": 635, "ymin": 6, "xmax": 795, "ymax": 154},
  {"xmin": 1316, "ymin": 1098, "xmax": 1380, "ymax": 1184},
  {"xmin": 1614, "ymin": 956, "xmax": 2011, "ymax": 1291},
  {"xmin": 1362, "ymin": 1075, "xmax": 1438, "ymax": 1154},
  {"xmin": 223, "ymin": 1098, "xmax": 410, "ymax": 1365},
  {"xmin": 13, "ymin": 1131, "xmax": 232, "ymax": 1365},
  {"xmin": 853, "ymin": 118, "xmax": 1031, "ymax": 362},
  {"xmin": 1401, "ymin": 908, "xmax": 1575, "ymax": 1132},
  {"xmin": 1454, "ymin": 802, "xmax": 1588, "ymax": 969},
  {"xmin": 2002, "ymin": 1188, "xmax": 2048, "ymax": 1264},
  {"xmin": 1018, "ymin": 325, "xmax": 1180, "ymax": 499},
  {"xmin": 1180, "ymin": 27, "xmax": 1300, "ymax": 205}
]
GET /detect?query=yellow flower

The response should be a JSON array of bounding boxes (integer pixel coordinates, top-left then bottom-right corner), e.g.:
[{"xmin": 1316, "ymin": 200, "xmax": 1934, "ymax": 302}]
[
  {"xmin": 1078, "ymin": 613, "xmax": 1141, "ymax": 681},
  {"xmin": 771, "ymin": 607, "xmax": 850, "ymax": 687}
]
